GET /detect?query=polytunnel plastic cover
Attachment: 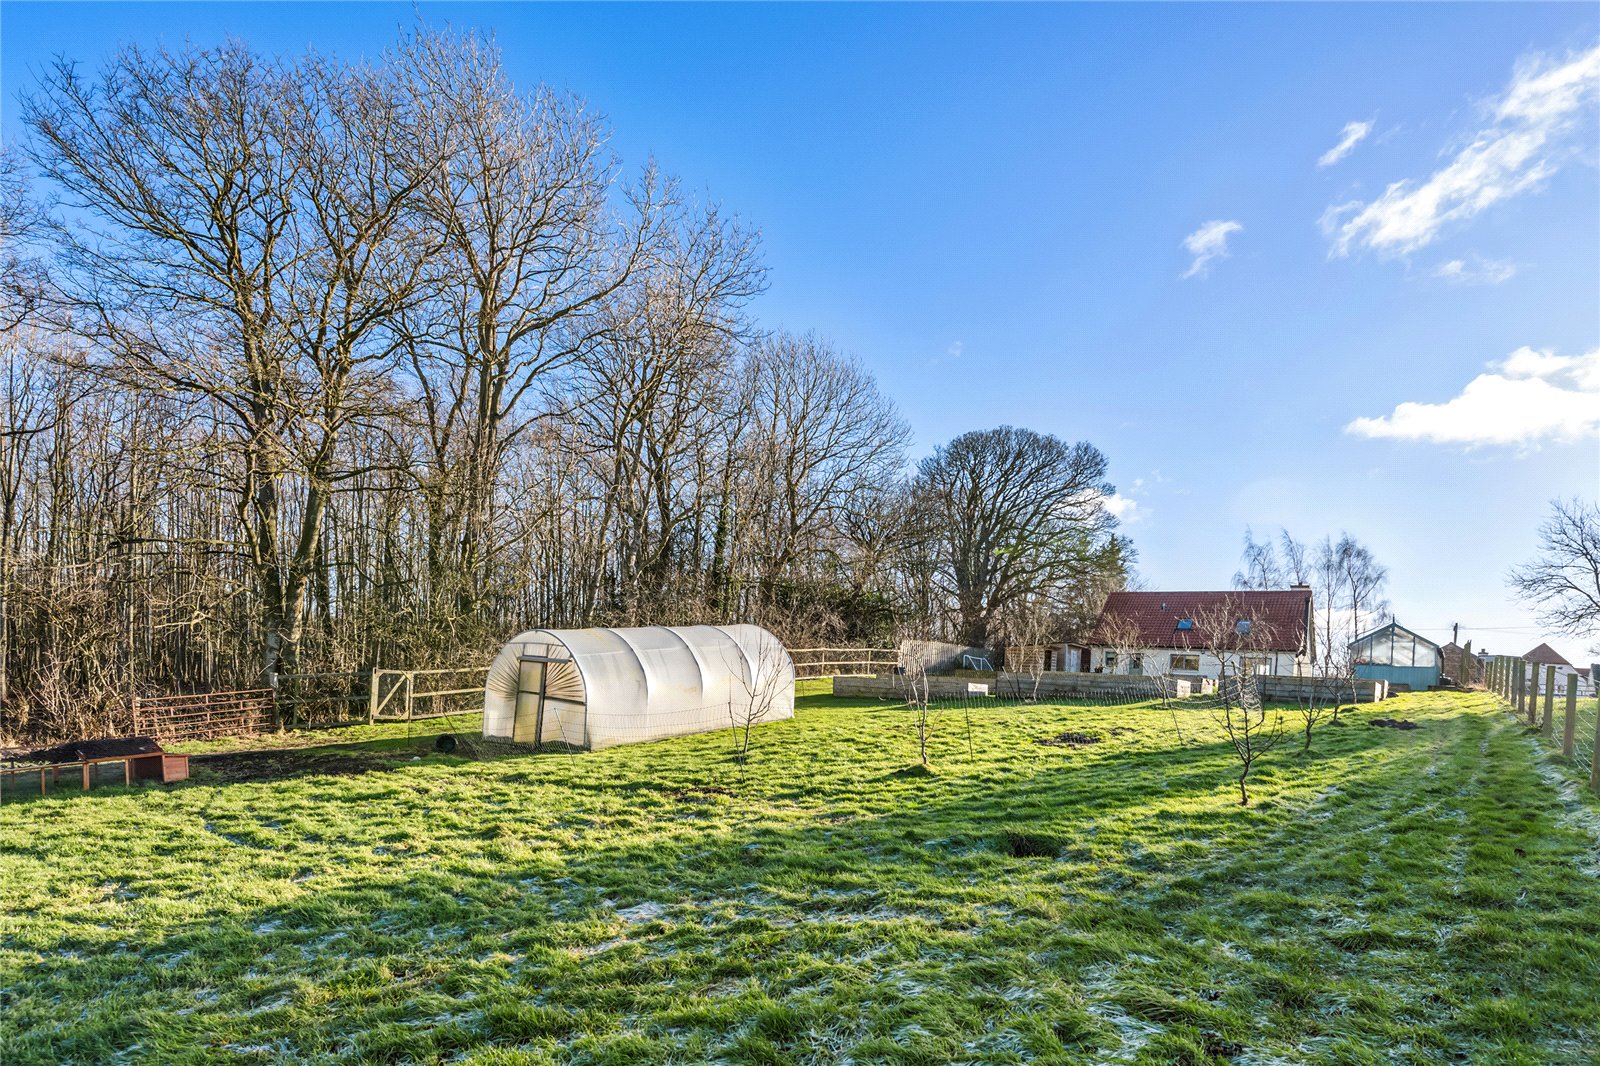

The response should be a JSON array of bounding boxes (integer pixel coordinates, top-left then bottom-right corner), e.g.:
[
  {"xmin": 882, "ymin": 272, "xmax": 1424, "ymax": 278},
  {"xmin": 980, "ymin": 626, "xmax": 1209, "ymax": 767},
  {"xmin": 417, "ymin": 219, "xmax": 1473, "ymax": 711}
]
[{"xmin": 483, "ymin": 624, "xmax": 795, "ymax": 750}]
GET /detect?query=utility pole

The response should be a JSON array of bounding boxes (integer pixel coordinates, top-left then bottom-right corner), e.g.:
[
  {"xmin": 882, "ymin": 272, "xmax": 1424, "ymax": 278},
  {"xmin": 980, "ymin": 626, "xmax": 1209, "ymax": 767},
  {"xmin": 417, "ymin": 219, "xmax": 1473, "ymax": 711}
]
[{"xmin": 1452, "ymin": 622, "xmax": 1459, "ymax": 645}]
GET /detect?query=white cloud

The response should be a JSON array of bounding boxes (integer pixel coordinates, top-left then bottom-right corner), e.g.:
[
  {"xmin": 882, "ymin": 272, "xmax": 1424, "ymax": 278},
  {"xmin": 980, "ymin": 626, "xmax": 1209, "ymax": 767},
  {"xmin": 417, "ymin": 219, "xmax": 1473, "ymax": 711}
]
[
  {"xmin": 1433, "ymin": 256, "xmax": 1517, "ymax": 285},
  {"xmin": 930, "ymin": 340, "xmax": 963, "ymax": 366},
  {"xmin": 1324, "ymin": 43, "xmax": 1600, "ymax": 256},
  {"xmin": 1317, "ymin": 120, "xmax": 1373, "ymax": 167},
  {"xmin": 1345, "ymin": 346, "xmax": 1600, "ymax": 447},
  {"xmin": 1181, "ymin": 219, "xmax": 1242, "ymax": 279},
  {"xmin": 1104, "ymin": 493, "xmax": 1141, "ymax": 523}
]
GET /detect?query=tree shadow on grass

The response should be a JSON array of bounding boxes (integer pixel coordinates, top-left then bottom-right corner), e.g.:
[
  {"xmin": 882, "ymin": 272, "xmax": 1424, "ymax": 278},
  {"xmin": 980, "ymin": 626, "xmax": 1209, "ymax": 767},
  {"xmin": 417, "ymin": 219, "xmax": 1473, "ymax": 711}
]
[{"xmin": 9, "ymin": 701, "xmax": 1547, "ymax": 1064}]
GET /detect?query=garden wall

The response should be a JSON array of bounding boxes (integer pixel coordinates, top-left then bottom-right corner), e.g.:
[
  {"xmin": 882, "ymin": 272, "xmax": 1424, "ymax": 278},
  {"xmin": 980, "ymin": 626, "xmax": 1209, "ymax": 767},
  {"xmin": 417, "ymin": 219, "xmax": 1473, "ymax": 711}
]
[
  {"xmin": 1256, "ymin": 675, "xmax": 1388, "ymax": 704},
  {"xmin": 996, "ymin": 672, "xmax": 1191, "ymax": 700},
  {"xmin": 835, "ymin": 672, "xmax": 1193, "ymax": 702}
]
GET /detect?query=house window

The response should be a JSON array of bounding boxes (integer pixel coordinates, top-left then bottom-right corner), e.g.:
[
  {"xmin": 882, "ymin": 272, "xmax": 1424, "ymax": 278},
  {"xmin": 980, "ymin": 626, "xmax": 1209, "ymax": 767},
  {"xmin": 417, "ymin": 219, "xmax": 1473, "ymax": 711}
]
[
  {"xmin": 1241, "ymin": 656, "xmax": 1268, "ymax": 676},
  {"xmin": 1103, "ymin": 650, "xmax": 1117, "ymax": 670},
  {"xmin": 1175, "ymin": 618, "xmax": 1194, "ymax": 631},
  {"xmin": 1170, "ymin": 653, "xmax": 1199, "ymax": 672},
  {"xmin": 1235, "ymin": 619, "xmax": 1252, "ymax": 635}
]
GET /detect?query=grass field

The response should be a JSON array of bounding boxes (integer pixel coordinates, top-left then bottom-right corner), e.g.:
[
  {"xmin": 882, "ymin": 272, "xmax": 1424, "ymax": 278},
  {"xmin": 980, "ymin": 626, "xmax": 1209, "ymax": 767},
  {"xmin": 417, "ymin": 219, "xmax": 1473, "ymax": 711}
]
[{"xmin": 3, "ymin": 686, "xmax": 1599, "ymax": 1064}]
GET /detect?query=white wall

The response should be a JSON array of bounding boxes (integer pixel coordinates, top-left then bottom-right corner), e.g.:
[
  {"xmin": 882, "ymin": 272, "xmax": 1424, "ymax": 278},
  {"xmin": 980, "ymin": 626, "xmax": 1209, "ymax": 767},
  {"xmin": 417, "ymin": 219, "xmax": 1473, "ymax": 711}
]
[
  {"xmin": 1083, "ymin": 646, "xmax": 1308, "ymax": 679},
  {"xmin": 1540, "ymin": 664, "xmax": 1595, "ymax": 697}
]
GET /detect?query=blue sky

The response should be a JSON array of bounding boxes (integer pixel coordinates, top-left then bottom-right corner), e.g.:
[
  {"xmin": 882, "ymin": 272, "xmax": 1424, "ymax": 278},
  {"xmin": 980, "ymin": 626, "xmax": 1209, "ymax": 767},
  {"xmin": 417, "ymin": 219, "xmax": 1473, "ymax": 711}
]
[{"xmin": 4, "ymin": 2, "xmax": 1598, "ymax": 661}]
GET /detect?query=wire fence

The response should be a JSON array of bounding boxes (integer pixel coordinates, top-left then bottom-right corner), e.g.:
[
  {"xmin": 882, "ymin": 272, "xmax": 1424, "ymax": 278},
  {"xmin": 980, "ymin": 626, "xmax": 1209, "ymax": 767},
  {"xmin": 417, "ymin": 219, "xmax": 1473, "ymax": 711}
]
[{"xmin": 1484, "ymin": 654, "xmax": 1600, "ymax": 793}]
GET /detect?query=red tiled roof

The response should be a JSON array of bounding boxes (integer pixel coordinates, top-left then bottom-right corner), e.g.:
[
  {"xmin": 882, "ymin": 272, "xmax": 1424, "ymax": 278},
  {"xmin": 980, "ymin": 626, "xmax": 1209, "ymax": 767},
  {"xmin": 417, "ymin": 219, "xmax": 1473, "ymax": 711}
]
[
  {"xmin": 1523, "ymin": 642, "xmax": 1571, "ymax": 666},
  {"xmin": 1090, "ymin": 589, "xmax": 1313, "ymax": 653}
]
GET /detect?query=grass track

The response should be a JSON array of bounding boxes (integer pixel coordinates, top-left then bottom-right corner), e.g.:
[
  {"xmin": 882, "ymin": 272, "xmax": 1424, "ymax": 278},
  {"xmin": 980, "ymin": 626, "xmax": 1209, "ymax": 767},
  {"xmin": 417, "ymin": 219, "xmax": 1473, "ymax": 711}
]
[{"xmin": 2, "ymin": 688, "xmax": 1598, "ymax": 1064}]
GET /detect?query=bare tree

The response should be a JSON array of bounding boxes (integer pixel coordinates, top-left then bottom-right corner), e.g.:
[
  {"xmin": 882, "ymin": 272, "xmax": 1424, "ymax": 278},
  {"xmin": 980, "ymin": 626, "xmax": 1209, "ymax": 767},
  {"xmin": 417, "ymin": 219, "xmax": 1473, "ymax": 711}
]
[
  {"xmin": 898, "ymin": 639, "xmax": 935, "ymax": 768},
  {"xmin": 391, "ymin": 28, "xmax": 665, "ymax": 618},
  {"xmin": 913, "ymin": 426, "xmax": 1126, "ymax": 648},
  {"xmin": 1510, "ymin": 499, "xmax": 1600, "ymax": 646},
  {"xmin": 1233, "ymin": 528, "xmax": 1284, "ymax": 590},
  {"xmin": 725, "ymin": 628, "xmax": 790, "ymax": 766},
  {"xmin": 999, "ymin": 596, "xmax": 1056, "ymax": 700},
  {"xmin": 1194, "ymin": 597, "xmax": 1286, "ymax": 804},
  {"xmin": 24, "ymin": 42, "xmax": 435, "ymax": 682},
  {"xmin": 1340, "ymin": 536, "xmax": 1389, "ymax": 649},
  {"xmin": 1311, "ymin": 535, "xmax": 1348, "ymax": 674},
  {"xmin": 743, "ymin": 332, "xmax": 910, "ymax": 598}
]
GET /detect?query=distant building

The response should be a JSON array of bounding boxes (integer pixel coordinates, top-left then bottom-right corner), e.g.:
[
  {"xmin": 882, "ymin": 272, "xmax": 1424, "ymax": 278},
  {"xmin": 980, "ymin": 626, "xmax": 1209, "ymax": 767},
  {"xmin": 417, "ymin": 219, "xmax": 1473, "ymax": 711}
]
[
  {"xmin": 1438, "ymin": 641, "xmax": 1481, "ymax": 685},
  {"xmin": 1523, "ymin": 642, "xmax": 1595, "ymax": 696},
  {"xmin": 1350, "ymin": 621, "xmax": 1441, "ymax": 692},
  {"xmin": 1078, "ymin": 586, "xmax": 1315, "ymax": 680}
]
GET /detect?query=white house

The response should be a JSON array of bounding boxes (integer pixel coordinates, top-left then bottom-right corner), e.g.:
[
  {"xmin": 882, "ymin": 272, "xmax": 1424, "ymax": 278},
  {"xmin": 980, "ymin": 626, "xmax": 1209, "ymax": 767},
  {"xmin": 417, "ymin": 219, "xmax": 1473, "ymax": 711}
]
[
  {"xmin": 1523, "ymin": 642, "xmax": 1595, "ymax": 697},
  {"xmin": 1077, "ymin": 587, "xmax": 1316, "ymax": 681}
]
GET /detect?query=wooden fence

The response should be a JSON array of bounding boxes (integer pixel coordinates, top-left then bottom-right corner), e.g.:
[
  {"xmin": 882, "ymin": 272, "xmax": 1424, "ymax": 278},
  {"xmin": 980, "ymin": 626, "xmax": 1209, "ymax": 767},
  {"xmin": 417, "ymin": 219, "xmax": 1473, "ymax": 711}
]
[
  {"xmin": 368, "ymin": 666, "xmax": 489, "ymax": 722},
  {"xmin": 789, "ymin": 647, "xmax": 898, "ymax": 680},
  {"xmin": 132, "ymin": 689, "xmax": 275, "ymax": 741},
  {"xmin": 1486, "ymin": 654, "xmax": 1600, "ymax": 793}
]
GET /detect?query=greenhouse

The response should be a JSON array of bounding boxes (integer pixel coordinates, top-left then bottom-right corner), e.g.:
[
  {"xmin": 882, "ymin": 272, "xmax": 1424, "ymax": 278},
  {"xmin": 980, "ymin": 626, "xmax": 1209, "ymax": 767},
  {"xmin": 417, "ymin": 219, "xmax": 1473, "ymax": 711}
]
[
  {"xmin": 483, "ymin": 624, "xmax": 795, "ymax": 751},
  {"xmin": 1349, "ymin": 621, "xmax": 1442, "ymax": 691}
]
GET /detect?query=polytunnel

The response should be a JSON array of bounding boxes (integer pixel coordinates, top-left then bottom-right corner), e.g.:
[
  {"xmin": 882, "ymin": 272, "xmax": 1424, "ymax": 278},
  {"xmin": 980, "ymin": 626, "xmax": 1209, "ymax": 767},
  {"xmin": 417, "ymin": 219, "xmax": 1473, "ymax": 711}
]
[{"xmin": 482, "ymin": 625, "xmax": 795, "ymax": 750}]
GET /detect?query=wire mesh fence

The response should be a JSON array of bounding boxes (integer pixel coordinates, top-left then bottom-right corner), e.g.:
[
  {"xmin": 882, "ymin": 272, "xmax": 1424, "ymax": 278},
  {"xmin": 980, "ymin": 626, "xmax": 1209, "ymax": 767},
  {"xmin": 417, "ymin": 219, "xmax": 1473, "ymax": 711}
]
[{"xmin": 1484, "ymin": 654, "xmax": 1600, "ymax": 792}]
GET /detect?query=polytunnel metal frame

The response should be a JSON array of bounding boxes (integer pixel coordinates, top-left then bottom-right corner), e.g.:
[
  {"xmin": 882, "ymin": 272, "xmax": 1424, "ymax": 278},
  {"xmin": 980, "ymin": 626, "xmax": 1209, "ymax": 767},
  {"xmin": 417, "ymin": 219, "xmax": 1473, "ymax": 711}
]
[{"xmin": 482, "ymin": 624, "xmax": 796, "ymax": 751}]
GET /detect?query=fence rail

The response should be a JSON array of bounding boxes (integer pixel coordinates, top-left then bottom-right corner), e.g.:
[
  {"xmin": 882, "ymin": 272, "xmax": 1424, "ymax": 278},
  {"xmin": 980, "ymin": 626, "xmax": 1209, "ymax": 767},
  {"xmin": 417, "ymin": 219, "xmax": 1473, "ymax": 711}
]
[
  {"xmin": 368, "ymin": 666, "xmax": 490, "ymax": 722},
  {"xmin": 132, "ymin": 689, "xmax": 275, "ymax": 740},
  {"xmin": 789, "ymin": 647, "xmax": 898, "ymax": 680}
]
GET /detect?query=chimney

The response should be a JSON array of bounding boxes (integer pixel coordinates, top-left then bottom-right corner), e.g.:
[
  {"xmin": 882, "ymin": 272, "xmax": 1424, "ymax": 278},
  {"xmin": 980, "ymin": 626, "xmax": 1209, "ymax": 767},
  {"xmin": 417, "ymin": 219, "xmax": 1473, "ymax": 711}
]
[{"xmin": 1289, "ymin": 582, "xmax": 1310, "ymax": 591}]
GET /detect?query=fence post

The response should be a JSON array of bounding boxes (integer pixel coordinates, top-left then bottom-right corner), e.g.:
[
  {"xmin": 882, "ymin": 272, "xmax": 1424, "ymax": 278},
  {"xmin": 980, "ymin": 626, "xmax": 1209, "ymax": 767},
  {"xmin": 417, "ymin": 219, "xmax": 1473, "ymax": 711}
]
[
  {"xmin": 1514, "ymin": 662, "xmax": 1524, "ymax": 717},
  {"xmin": 1563, "ymin": 673, "xmax": 1578, "ymax": 759},
  {"xmin": 403, "ymin": 672, "xmax": 414, "ymax": 723},
  {"xmin": 1592, "ymin": 696, "xmax": 1600, "ymax": 793},
  {"xmin": 1542, "ymin": 665, "xmax": 1556, "ymax": 737},
  {"xmin": 368, "ymin": 667, "xmax": 379, "ymax": 724}
]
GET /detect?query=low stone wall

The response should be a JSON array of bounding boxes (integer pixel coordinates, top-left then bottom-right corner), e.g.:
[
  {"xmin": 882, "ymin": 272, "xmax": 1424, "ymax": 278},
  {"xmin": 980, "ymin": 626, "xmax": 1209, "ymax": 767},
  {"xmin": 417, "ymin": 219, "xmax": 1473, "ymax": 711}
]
[
  {"xmin": 833, "ymin": 675, "xmax": 993, "ymax": 700},
  {"xmin": 1256, "ymin": 675, "xmax": 1388, "ymax": 703},
  {"xmin": 996, "ymin": 672, "xmax": 1191, "ymax": 701}
]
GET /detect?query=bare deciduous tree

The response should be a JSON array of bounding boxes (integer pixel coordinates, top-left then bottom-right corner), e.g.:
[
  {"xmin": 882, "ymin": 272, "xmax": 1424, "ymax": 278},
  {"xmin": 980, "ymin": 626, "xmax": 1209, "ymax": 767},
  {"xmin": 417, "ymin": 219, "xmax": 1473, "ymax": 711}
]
[
  {"xmin": 898, "ymin": 639, "xmax": 935, "ymax": 768},
  {"xmin": 1510, "ymin": 499, "xmax": 1600, "ymax": 646},
  {"xmin": 1194, "ymin": 597, "xmax": 1286, "ymax": 804},
  {"xmin": 913, "ymin": 426, "xmax": 1126, "ymax": 648}
]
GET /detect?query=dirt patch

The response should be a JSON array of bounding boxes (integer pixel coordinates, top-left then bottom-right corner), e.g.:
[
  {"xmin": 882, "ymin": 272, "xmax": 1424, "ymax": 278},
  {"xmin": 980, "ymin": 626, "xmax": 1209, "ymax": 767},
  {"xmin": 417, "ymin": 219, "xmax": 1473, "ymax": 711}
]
[
  {"xmin": 1368, "ymin": 718, "xmax": 1422, "ymax": 731},
  {"xmin": 1036, "ymin": 727, "xmax": 1135, "ymax": 748},
  {"xmin": 1004, "ymin": 830, "xmax": 1064, "ymax": 858},
  {"xmin": 1037, "ymin": 731, "xmax": 1103, "ymax": 747},
  {"xmin": 196, "ymin": 750, "xmax": 394, "ymax": 783}
]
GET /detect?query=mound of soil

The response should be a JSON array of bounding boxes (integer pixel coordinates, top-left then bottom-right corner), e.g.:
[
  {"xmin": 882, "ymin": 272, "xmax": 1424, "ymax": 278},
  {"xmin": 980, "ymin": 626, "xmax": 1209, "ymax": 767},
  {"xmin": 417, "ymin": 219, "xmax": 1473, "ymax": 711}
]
[
  {"xmin": 1368, "ymin": 718, "xmax": 1421, "ymax": 731},
  {"xmin": 25, "ymin": 736, "xmax": 166, "ymax": 763}
]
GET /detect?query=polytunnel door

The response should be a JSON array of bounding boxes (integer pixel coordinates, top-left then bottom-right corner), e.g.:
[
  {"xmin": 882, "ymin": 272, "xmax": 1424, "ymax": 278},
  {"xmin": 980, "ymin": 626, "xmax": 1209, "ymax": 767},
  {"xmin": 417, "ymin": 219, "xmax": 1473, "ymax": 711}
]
[{"xmin": 513, "ymin": 659, "xmax": 546, "ymax": 746}]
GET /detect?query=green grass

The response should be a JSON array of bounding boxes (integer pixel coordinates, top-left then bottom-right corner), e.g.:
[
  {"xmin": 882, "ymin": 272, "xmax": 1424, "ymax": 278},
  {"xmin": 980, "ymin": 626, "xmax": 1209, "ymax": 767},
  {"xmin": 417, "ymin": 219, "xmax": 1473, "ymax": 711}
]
[{"xmin": 3, "ymin": 688, "xmax": 1599, "ymax": 1064}]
